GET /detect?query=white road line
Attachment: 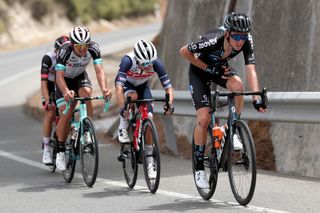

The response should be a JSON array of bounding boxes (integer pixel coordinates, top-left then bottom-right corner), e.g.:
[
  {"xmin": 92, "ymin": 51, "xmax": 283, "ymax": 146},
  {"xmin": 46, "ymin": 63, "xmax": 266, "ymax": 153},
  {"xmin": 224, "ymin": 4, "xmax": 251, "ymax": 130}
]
[
  {"xmin": 0, "ymin": 149, "xmax": 289, "ymax": 213},
  {"xmin": 0, "ymin": 66, "xmax": 38, "ymax": 87}
]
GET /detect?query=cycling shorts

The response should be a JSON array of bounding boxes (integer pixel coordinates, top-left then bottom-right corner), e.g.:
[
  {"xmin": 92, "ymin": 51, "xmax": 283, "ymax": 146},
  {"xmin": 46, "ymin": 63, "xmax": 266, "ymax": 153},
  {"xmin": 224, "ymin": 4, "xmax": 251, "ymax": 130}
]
[
  {"xmin": 123, "ymin": 81, "xmax": 153, "ymax": 113},
  {"xmin": 55, "ymin": 71, "xmax": 92, "ymax": 107},
  {"xmin": 189, "ymin": 64, "xmax": 238, "ymax": 110}
]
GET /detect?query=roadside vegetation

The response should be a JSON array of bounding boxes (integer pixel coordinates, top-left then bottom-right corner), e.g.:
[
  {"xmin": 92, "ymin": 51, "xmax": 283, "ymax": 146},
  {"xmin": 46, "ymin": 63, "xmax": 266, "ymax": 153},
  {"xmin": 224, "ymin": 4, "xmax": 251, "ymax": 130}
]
[{"xmin": 0, "ymin": 0, "xmax": 157, "ymax": 32}]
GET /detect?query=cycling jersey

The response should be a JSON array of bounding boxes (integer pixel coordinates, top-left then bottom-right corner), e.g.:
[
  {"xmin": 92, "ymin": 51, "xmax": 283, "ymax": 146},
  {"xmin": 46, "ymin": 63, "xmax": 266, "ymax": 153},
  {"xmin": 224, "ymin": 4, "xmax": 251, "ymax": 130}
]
[
  {"xmin": 187, "ymin": 26, "xmax": 255, "ymax": 110},
  {"xmin": 55, "ymin": 41, "xmax": 102, "ymax": 79},
  {"xmin": 187, "ymin": 27, "xmax": 255, "ymax": 65},
  {"xmin": 115, "ymin": 52, "xmax": 172, "ymax": 89},
  {"xmin": 41, "ymin": 51, "xmax": 57, "ymax": 82}
]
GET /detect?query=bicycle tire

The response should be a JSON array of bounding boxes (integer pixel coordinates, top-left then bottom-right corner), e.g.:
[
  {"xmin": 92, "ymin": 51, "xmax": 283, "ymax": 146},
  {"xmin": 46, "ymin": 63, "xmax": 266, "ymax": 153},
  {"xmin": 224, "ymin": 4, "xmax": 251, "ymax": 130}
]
[
  {"xmin": 192, "ymin": 126, "xmax": 219, "ymax": 200},
  {"xmin": 47, "ymin": 139, "xmax": 57, "ymax": 172},
  {"xmin": 227, "ymin": 120, "xmax": 256, "ymax": 206},
  {"xmin": 142, "ymin": 118, "xmax": 161, "ymax": 193},
  {"xmin": 123, "ymin": 118, "xmax": 138, "ymax": 188},
  {"xmin": 63, "ymin": 136, "xmax": 77, "ymax": 183},
  {"xmin": 80, "ymin": 117, "xmax": 99, "ymax": 187}
]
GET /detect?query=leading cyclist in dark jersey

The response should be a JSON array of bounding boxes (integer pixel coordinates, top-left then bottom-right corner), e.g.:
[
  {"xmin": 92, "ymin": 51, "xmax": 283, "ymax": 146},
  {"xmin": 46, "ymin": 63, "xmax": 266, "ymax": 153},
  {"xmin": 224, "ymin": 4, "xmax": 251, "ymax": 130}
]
[
  {"xmin": 54, "ymin": 26, "xmax": 112, "ymax": 171},
  {"xmin": 180, "ymin": 12, "xmax": 267, "ymax": 189}
]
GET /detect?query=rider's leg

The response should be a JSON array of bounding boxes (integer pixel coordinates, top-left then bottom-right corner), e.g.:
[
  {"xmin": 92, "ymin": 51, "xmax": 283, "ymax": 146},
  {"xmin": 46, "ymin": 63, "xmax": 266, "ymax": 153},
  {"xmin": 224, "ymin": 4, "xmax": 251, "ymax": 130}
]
[
  {"xmin": 42, "ymin": 109, "xmax": 55, "ymax": 164},
  {"xmin": 194, "ymin": 107, "xmax": 211, "ymax": 170},
  {"xmin": 226, "ymin": 76, "xmax": 244, "ymax": 118}
]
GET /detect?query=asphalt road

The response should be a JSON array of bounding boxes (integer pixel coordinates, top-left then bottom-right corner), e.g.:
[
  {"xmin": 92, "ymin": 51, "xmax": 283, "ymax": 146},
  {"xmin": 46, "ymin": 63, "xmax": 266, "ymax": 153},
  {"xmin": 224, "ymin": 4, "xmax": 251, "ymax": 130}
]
[{"xmin": 0, "ymin": 24, "xmax": 319, "ymax": 213}]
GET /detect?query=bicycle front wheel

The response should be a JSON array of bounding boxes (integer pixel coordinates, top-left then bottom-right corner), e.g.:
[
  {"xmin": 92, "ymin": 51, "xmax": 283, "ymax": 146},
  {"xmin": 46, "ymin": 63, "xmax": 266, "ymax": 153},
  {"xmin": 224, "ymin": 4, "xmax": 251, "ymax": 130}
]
[
  {"xmin": 63, "ymin": 136, "xmax": 77, "ymax": 183},
  {"xmin": 142, "ymin": 119, "xmax": 160, "ymax": 193},
  {"xmin": 80, "ymin": 117, "xmax": 99, "ymax": 187},
  {"xmin": 192, "ymin": 126, "xmax": 218, "ymax": 200},
  {"xmin": 123, "ymin": 119, "xmax": 138, "ymax": 188},
  {"xmin": 227, "ymin": 120, "xmax": 256, "ymax": 206}
]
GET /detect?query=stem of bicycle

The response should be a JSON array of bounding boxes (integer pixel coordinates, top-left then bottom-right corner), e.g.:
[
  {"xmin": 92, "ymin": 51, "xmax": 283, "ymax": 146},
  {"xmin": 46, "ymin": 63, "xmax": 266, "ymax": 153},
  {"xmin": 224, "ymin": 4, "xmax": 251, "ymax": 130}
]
[{"xmin": 79, "ymin": 101, "xmax": 88, "ymax": 145}]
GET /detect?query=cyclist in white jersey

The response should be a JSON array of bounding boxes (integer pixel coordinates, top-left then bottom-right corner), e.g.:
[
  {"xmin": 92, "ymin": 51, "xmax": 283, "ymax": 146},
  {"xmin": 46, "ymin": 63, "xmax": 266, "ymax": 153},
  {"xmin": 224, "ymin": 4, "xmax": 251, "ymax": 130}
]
[
  {"xmin": 54, "ymin": 26, "xmax": 112, "ymax": 171},
  {"xmin": 41, "ymin": 35, "xmax": 69, "ymax": 164}
]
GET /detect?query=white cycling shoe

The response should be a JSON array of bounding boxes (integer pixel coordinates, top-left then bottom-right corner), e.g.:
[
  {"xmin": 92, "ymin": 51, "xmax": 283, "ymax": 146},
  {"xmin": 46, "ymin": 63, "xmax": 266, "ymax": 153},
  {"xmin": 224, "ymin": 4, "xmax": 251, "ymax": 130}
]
[
  {"xmin": 233, "ymin": 134, "xmax": 243, "ymax": 151},
  {"xmin": 56, "ymin": 152, "xmax": 66, "ymax": 171},
  {"xmin": 42, "ymin": 149, "xmax": 52, "ymax": 164},
  {"xmin": 147, "ymin": 157, "xmax": 157, "ymax": 179},
  {"xmin": 118, "ymin": 129, "xmax": 130, "ymax": 144},
  {"xmin": 195, "ymin": 170, "xmax": 210, "ymax": 189}
]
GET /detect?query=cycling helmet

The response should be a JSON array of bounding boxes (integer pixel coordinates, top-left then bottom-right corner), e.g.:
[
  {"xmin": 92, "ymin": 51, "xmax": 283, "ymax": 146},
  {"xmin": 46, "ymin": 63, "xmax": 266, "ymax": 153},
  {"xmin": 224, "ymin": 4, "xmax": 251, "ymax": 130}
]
[
  {"xmin": 54, "ymin": 35, "xmax": 69, "ymax": 50},
  {"xmin": 69, "ymin": 26, "xmax": 91, "ymax": 44},
  {"xmin": 133, "ymin": 39, "xmax": 157, "ymax": 63},
  {"xmin": 224, "ymin": 12, "xmax": 252, "ymax": 33}
]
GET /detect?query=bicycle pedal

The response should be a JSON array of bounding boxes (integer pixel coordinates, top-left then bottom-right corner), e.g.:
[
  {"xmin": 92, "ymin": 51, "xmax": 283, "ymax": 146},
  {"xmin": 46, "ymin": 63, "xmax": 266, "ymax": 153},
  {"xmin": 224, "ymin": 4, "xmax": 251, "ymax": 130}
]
[{"xmin": 117, "ymin": 154, "xmax": 124, "ymax": 162}]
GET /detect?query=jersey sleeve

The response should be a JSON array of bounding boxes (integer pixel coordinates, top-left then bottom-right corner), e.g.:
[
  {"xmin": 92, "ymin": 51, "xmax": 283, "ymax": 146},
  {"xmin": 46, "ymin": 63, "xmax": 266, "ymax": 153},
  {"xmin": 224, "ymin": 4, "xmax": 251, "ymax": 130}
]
[
  {"xmin": 242, "ymin": 34, "xmax": 255, "ymax": 65},
  {"xmin": 88, "ymin": 41, "xmax": 103, "ymax": 65},
  {"xmin": 153, "ymin": 59, "xmax": 172, "ymax": 89},
  {"xmin": 187, "ymin": 30, "xmax": 223, "ymax": 54},
  {"xmin": 115, "ymin": 56, "xmax": 133, "ymax": 86},
  {"xmin": 41, "ymin": 55, "xmax": 52, "ymax": 81},
  {"xmin": 55, "ymin": 44, "xmax": 72, "ymax": 72}
]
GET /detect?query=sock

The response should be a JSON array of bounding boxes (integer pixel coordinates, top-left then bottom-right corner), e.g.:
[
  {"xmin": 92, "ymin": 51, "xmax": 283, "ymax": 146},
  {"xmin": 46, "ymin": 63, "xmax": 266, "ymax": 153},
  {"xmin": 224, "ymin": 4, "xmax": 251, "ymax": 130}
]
[
  {"xmin": 194, "ymin": 144, "xmax": 205, "ymax": 171},
  {"xmin": 43, "ymin": 137, "xmax": 50, "ymax": 151},
  {"xmin": 57, "ymin": 141, "xmax": 65, "ymax": 153}
]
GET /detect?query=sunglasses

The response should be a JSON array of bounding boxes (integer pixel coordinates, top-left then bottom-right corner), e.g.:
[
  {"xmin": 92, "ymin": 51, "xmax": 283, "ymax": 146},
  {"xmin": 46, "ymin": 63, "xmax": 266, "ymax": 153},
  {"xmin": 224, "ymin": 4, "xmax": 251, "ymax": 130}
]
[
  {"xmin": 231, "ymin": 34, "xmax": 248, "ymax": 41},
  {"xmin": 140, "ymin": 61, "xmax": 153, "ymax": 67},
  {"xmin": 74, "ymin": 43, "xmax": 89, "ymax": 48}
]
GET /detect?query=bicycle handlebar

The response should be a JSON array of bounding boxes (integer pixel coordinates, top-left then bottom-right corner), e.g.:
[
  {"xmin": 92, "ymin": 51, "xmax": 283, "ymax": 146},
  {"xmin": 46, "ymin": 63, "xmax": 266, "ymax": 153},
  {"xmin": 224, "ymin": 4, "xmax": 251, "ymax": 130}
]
[
  {"xmin": 211, "ymin": 88, "xmax": 268, "ymax": 111},
  {"xmin": 125, "ymin": 93, "xmax": 170, "ymax": 111},
  {"xmin": 63, "ymin": 96, "xmax": 111, "ymax": 115}
]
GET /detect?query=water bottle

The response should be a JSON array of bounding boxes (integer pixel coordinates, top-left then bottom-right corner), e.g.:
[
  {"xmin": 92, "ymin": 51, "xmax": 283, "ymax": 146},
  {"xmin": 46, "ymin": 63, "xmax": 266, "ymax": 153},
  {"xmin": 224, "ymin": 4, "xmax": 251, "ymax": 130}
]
[{"xmin": 213, "ymin": 124, "xmax": 226, "ymax": 161}]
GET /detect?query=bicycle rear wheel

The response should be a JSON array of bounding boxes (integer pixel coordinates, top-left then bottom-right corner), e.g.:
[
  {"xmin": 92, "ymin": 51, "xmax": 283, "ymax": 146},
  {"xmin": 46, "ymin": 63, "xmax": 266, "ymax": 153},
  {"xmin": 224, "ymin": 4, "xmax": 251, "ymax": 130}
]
[
  {"xmin": 122, "ymin": 119, "xmax": 138, "ymax": 188},
  {"xmin": 142, "ymin": 119, "xmax": 160, "ymax": 193},
  {"xmin": 227, "ymin": 120, "xmax": 256, "ymax": 206},
  {"xmin": 63, "ymin": 136, "xmax": 77, "ymax": 183},
  {"xmin": 192, "ymin": 126, "xmax": 219, "ymax": 200},
  {"xmin": 80, "ymin": 117, "xmax": 99, "ymax": 187}
]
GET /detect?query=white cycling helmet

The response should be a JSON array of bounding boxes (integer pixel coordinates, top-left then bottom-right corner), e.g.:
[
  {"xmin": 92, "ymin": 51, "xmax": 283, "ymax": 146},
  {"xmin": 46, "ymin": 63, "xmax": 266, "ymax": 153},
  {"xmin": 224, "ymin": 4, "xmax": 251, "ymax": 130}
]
[
  {"xmin": 69, "ymin": 26, "xmax": 91, "ymax": 44},
  {"xmin": 133, "ymin": 40, "xmax": 157, "ymax": 63}
]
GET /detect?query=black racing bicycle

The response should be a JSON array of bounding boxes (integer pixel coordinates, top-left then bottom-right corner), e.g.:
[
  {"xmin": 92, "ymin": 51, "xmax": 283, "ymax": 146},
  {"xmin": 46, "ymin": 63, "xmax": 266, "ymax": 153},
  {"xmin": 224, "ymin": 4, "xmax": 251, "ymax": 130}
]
[{"xmin": 192, "ymin": 88, "xmax": 268, "ymax": 205}]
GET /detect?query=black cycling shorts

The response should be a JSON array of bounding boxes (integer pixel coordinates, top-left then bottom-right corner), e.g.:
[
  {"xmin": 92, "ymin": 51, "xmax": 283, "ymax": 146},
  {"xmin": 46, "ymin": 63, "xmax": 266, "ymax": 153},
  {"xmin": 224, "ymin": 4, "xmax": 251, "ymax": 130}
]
[
  {"xmin": 55, "ymin": 71, "xmax": 92, "ymax": 107},
  {"xmin": 189, "ymin": 64, "xmax": 238, "ymax": 110}
]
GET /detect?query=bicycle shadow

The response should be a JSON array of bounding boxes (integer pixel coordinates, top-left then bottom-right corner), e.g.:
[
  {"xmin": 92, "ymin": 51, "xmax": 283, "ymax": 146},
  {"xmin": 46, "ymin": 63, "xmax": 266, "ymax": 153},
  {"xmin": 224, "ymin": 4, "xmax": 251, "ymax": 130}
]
[
  {"xmin": 137, "ymin": 198, "xmax": 242, "ymax": 212},
  {"xmin": 17, "ymin": 181, "xmax": 87, "ymax": 193},
  {"xmin": 82, "ymin": 186, "xmax": 155, "ymax": 199}
]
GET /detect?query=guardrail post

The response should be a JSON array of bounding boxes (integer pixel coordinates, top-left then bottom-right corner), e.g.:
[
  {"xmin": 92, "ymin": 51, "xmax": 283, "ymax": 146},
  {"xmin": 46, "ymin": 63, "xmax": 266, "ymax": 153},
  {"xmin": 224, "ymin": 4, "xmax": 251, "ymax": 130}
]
[{"xmin": 160, "ymin": 115, "xmax": 178, "ymax": 156}]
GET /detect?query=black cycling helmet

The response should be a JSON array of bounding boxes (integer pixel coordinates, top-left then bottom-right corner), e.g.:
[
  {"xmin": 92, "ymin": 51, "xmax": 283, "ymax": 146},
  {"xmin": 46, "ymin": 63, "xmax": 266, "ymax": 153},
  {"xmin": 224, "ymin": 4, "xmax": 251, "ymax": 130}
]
[
  {"xmin": 224, "ymin": 12, "xmax": 252, "ymax": 33},
  {"xmin": 54, "ymin": 35, "xmax": 69, "ymax": 50}
]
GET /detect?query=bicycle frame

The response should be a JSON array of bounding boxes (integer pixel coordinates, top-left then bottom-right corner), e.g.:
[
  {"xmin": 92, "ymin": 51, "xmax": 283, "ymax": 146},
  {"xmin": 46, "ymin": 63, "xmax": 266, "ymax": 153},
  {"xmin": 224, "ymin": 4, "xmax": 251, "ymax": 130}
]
[
  {"xmin": 125, "ymin": 95, "xmax": 170, "ymax": 152},
  {"xmin": 209, "ymin": 88, "xmax": 268, "ymax": 170},
  {"xmin": 64, "ymin": 96, "xmax": 110, "ymax": 146}
]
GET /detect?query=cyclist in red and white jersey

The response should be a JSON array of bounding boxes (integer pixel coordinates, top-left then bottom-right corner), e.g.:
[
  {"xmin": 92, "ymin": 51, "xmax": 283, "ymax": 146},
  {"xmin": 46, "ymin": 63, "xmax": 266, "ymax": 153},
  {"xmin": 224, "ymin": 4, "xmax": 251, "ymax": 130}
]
[
  {"xmin": 54, "ymin": 26, "xmax": 112, "ymax": 171},
  {"xmin": 180, "ymin": 12, "xmax": 267, "ymax": 189},
  {"xmin": 115, "ymin": 40, "xmax": 174, "ymax": 178},
  {"xmin": 41, "ymin": 35, "xmax": 69, "ymax": 165}
]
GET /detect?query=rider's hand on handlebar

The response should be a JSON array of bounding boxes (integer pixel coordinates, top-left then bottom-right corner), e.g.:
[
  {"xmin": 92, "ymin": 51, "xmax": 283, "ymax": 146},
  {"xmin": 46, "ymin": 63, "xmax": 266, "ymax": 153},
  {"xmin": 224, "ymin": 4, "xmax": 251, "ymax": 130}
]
[
  {"xmin": 252, "ymin": 99, "xmax": 267, "ymax": 113},
  {"xmin": 63, "ymin": 90, "xmax": 75, "ymax": 102},
  {"xmin": 102, "ymin": 88, "xmax": 112, "ymax": 99},
  {"xmin": 163, "ymin": 104, "xmax": 174, "ymax": 115}
]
